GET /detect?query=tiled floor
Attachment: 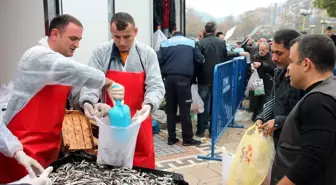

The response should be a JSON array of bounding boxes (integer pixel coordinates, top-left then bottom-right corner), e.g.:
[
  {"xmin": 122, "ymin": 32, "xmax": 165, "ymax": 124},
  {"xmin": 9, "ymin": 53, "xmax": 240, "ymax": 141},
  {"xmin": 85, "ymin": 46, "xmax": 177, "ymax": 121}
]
[
  {"xmin": 154, "ymin": 134, "xmax": 185, "ymax": 156},
  {"xmin": 153, "ymin": 109, "xmax": 254, "ymax": 185}
]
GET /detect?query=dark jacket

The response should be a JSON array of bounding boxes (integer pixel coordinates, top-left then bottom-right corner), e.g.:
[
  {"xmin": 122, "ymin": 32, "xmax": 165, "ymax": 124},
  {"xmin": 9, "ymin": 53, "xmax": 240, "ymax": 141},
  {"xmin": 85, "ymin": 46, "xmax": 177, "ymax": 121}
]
[
  {"xmin": 153, "ymin": 0, "xmax": 176, "ymax": 33},
  {"xmin": 253, "ymin": 52, "xmax": 276, "ymax": 95},
  {"xmin": 330, "ymin": 34, "xmax": 336, "ymax": 46},
  {"xmin": 256, "ymin": 67, "xmax": 304, "ymax": 143},
  {"xmin": 272, "ymin": 77, "xmax": 336, "ymax": 185},
  {"xmin": 196, "ymin": 34, "xmax": 228, "ymax": 85},
  {"xmin": 157, "ymin": 34, "xmax": 204, "ymax": 78}
]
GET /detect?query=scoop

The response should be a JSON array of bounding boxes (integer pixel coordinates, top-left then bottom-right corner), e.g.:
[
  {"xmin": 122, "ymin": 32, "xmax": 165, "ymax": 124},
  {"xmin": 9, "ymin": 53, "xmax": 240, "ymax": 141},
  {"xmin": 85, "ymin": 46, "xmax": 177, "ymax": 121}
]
[{"xmin": 108, "ymin": 85, "xmax": 131, "ymax": 127}]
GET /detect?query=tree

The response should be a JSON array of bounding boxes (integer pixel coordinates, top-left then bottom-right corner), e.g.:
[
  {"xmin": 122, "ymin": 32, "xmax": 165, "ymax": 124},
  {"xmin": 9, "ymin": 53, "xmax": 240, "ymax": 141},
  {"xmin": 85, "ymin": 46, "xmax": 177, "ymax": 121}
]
[
  {"xmin": 217, "ymin": 15, "xmax": 236, "ymax": 34},
  {"xmin": 185, "ymin": 7, "xmax": 206, "ymax": 38},
  {"xmin": 313, "ymin": 0, "xmax": 336, "ymax": 17}
]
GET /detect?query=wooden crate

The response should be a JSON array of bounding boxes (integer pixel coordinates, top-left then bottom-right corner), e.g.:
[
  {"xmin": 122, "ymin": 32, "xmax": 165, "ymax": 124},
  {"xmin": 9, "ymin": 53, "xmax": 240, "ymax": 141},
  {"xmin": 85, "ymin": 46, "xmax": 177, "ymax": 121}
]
[{"xmin": 61, "ymin": 110, "xmax": 94, "ymax": 150}]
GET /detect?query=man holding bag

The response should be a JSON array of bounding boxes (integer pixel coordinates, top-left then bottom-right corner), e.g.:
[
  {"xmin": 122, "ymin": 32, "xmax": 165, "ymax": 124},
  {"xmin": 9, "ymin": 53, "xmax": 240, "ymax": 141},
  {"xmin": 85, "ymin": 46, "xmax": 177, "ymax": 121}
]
[
  {"xmin": 80, "ymin": 12, "xmax": 165, "ymax": 169},
  {"xmin": 0, "ymin": 14, "xmax": 124, "ymax": 183},
  {"xmin": 255, "ymin": 29, "xmax": 304, "ymax": 146}
]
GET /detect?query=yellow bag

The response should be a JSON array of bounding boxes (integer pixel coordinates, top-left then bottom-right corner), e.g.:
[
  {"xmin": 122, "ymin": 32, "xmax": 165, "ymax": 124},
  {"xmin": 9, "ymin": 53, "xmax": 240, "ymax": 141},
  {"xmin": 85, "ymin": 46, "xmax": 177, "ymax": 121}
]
[{"xmin": 227, "ymin": 125, "xmax": 275, "ymax": 185}]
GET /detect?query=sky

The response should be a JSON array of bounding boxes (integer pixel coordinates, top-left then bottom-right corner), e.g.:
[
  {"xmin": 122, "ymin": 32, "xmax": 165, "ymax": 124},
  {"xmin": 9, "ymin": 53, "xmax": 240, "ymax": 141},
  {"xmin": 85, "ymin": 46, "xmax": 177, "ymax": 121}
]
[{"xmin": 187, "ymin": 0, "xmax": 286, "ymax": 18}]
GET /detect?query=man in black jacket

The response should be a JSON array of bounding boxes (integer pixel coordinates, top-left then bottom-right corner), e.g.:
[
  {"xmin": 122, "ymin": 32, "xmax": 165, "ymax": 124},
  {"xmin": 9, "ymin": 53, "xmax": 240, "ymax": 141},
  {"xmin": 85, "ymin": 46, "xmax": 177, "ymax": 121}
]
[
  {"xmin": 256, "ymin": 29, "xmax": 304, "ymax": 146},
  {"xmin": 157, "ymin": 31, "xmax": 204, "ymax": 146},
  {"xmin": 271, "ymin": 34, "xmax": 336, "ymax": 185},
  {"xmin": 250, "ymin": 42, "xmax": 276, "ymax": 120},
  {"xmin": 326, "ymin": 26, "xmax": 336, "ymax": 46},
  {"xmin": 195, "ymin": 22, "xmax": 243, "ymax": 137}
]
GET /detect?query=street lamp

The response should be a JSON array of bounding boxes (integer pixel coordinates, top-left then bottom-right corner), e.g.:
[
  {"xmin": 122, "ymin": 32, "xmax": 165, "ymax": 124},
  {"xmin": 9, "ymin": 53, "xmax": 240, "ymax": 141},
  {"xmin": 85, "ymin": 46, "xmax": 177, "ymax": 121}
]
[
  {"xmin": 300, "ymin": 9, "xmax": 313, "ymax": 31},
  {"xmin": 309, "ymin": 25, "xmax": 316, "ymax": 34},
  {"xmin": 321, "ymin": 20, "xmax": 328, "ymax": 34}
]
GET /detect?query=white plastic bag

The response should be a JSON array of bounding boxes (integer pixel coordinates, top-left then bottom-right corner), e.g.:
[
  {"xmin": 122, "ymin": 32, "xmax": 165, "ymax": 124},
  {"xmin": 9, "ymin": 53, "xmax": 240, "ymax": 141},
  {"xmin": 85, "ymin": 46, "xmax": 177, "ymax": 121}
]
[
  {"xmin": 153, "ymin": 30, "xmax": 167, "ymax": 51},
  {"xmin": 95, "ymin": 116, "xmax": 142, "ymax": 169},
  {"xmin": 222, "ymin": 147, "xmax": 233, "ymax": 185},
  {"xmin": 253, "ymin": 79, "xmax": 265, "ymax": 96},
  {"xmin": 247, "ymin": 70, "xmax": 260, "ymax": 91},
  {"xmin": 191, "ymin": 84, "xmax": 204, "ymax": 114}
]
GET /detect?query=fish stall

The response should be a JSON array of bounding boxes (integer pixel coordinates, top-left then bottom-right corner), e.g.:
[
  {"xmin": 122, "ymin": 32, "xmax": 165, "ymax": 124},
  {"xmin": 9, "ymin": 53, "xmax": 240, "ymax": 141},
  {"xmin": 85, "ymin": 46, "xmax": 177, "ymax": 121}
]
[{"xmin": 52, "ymin": 110, "xmax": 189, "ymax": 185}]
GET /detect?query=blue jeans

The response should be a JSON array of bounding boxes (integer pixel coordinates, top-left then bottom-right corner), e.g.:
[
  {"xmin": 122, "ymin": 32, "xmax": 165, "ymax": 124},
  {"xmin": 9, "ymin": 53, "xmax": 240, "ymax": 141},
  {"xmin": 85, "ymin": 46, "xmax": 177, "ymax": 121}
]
[{"xmin": 197, "ymin": 85, "xmax": 212, "ymax": 134}]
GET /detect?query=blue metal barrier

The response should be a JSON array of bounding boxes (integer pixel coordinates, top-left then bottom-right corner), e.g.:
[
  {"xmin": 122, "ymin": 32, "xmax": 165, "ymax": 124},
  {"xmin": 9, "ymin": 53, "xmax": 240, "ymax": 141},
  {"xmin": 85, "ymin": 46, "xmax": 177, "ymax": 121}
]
[{"xmin": 198, "ymin": 57, "xmax": 247, "ymax": 161}]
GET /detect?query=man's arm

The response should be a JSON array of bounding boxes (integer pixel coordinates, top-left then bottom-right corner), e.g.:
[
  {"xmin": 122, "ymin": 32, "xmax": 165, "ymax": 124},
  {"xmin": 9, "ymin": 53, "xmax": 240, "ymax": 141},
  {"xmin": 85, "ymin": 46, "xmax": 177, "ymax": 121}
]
[
  {"xmin": 0, "ymin": 122, "xmax": 23, "ymax": 158},
  {"xmin": 193, "ymin": 42, "xmax": 204, "ymax": 64},
  {"xmin": 157, "ymin": 46, "xmax": 165, "ymax": 67},
  {"xmin": 143, "ymin": 48, "xmax": 165, "ymax": 110},
  {"xmin": 283, "ymin": 93, "xmax": 336, "ymax": 184},
  {"xmin": 79, "ymin": 46, "xmax": 108, "ymax": 106},
  {"xmin": 35, "ymin": 48, "xmax": 109, "ymax": 91}
]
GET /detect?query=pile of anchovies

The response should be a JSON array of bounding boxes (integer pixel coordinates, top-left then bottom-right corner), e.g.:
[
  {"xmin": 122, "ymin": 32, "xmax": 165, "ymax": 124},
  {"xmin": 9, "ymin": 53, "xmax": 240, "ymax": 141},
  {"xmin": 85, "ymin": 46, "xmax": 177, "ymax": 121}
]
[{"xmin": 50, "ymin": 160, "xmax": 175, "ymax": 185}]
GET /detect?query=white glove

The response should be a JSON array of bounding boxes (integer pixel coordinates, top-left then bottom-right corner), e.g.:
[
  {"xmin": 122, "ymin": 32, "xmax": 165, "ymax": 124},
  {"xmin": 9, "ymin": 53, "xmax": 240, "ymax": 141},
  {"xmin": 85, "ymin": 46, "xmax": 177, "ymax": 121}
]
[
  {"xmin": 132, "ymin": 104, "xmax": 151, "ymax": 123},
  {"xmin": 14, "ymin": 151, "xmax": 44, "ymax": 178},
  {"xmin": 9, "ymin": 166, "xmax": 53, "ymax": 185},
  {"xmin": 83, "ymin": 102, "xmax": 96, "ymax": 119},
  {"xmin": 94, "ymin": 103, "xmax": 111, "ymax": 118},
  {"xmin": 107, "ymin": 82, "xmax": 125, "ymax": 106}
]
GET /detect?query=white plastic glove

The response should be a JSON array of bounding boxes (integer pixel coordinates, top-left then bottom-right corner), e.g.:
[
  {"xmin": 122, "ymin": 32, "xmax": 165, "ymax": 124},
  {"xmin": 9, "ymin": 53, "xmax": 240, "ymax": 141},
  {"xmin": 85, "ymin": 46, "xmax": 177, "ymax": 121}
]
[
  {"xmin": 83, "ymin": 102, "xmax": 96, "ymax": 119},
  {"xmin": 107, "ymin": 82, "xmax": 125, "ymax": 106},
  {"xmin": 14, "ymin": 151, "xmax": 44, "ymax": 178},
  {"xmin": 94, "ymin": 103, "xmax": 111, "ymax": 118},
  {"xmin": 132, "ymin": 104, "xmax": 151, "ymax": 123},
  {"xmin": 9, "ymin": 166, "xmax": 53, "ymax": 185}
]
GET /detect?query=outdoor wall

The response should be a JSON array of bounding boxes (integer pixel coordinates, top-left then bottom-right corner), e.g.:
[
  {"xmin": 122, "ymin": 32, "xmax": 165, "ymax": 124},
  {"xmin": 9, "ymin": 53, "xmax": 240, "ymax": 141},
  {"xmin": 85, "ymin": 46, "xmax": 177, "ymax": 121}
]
[
  {"xmin": 62, "ymin": 0, "xmax": 110, "ymax": 64},
  {"xmin": 0, "ymin": 0, "xmax": 45, "ymax": 84},
  {"xmin": 115, "ymin": 0, "xmax": 153, "ymax": 47}
]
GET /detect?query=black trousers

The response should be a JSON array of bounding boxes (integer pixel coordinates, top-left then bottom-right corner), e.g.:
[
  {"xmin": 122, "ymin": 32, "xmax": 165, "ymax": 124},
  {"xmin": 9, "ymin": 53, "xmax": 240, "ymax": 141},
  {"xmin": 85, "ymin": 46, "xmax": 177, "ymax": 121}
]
[{"xmin": 164, "ymin": 75, "xmax": 193, "ymax": 142}]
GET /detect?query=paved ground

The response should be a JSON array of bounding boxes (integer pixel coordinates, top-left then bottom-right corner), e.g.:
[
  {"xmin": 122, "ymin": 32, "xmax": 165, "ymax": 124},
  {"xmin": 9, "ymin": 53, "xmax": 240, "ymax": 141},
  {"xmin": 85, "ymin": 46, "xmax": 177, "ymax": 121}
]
[{"xmin": 154, "ymin": 109, "xmax": 254, "ymax": 185}]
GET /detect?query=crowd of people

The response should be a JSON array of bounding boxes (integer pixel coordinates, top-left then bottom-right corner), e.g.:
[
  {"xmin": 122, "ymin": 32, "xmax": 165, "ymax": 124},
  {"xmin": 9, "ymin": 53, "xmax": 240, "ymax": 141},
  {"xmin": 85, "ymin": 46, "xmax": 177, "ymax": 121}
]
[{"xmin": 0, "ymin": 9, "xmax": 336, "ymax": 184}]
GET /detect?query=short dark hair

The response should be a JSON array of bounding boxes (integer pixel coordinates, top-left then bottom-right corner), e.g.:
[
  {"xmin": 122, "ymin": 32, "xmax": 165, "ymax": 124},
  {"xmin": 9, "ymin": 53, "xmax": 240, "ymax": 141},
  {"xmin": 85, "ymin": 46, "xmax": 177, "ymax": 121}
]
[
  {"xmin": 173, "ymin": 31, "xmax": 183, "ymax": 36},
  {"xmin": 273, "ymin": 29, "xmax": 302, "ymax": 50},
  {"xmin": 326, "ymin": 26, "xmax": 333, "ymax": 31},
  {"xmin": 300, "ymin": 31, "xmax": 308, "ymax": 35},
  {"xmin": 48, "ymin": 14, "xmax": 83, "ymax": 36},
  {"xmin": 110, "ymin": 12, "xmax": 135, "ymax": 31},
  {"xmin": 205, "ymin": 22, "xmax": 217, "ymax": 33},
  {"xmin": 216, "ymin": 32, "xmax": 224, "ymax": 37},
  {"xmin": 290, "ymin": 34, "xmax": 336, "ymax": 73}
]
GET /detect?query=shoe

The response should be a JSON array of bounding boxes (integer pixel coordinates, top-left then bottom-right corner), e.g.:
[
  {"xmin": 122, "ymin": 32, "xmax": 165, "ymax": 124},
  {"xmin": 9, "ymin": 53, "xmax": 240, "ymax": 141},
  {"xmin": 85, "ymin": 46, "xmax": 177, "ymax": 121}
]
[
  {"xmin": 168, "ymin": 138, "xmax": 179, "ymax": 145},
  {"xmin": 195, "ymin": 131, "xmax": 204, "ymax": 137},
  {"xmin": 182, "ymin": 139, "xmax": 201, "ymax": 146}
]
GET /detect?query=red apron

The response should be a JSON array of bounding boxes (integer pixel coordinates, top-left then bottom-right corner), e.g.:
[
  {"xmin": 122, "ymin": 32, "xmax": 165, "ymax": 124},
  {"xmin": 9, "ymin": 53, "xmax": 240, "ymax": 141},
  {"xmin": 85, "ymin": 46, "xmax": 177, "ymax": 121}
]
[
  {"xmin": 0, "ymin": 85, "xmax": 71, "ymax": 183},
  {"xmin": 105, "ymin": 70, "xmax": 155, "ymax": 169}
]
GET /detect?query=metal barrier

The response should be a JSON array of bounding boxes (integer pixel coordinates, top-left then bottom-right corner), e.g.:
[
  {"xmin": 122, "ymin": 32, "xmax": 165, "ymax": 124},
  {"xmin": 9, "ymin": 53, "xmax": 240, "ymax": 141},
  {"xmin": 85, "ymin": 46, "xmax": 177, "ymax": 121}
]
[{"xmin": 198, "ymin": 57, "xmax": 247, "ymax": 161}]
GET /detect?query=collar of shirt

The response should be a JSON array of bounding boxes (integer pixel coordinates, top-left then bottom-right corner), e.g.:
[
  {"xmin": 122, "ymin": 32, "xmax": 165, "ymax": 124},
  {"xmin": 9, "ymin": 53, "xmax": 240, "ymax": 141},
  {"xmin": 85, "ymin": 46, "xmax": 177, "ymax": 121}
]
[{"xmin": 305, "ymin": 81, "xmax": 323, "ymax": 95}]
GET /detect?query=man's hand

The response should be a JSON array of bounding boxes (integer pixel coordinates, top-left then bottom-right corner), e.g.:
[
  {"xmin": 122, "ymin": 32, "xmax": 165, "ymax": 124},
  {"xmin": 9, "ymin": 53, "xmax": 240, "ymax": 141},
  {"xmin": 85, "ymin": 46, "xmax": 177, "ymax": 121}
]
[
  {"xmin": 255, "ymin": 119, "xmax": 263, "ymax": 128},
  {"xmin": 9, "ymin": 167, "xmax": 53, "ymax": 185},
  {"xmin": 95, "ymin": 103, "xmax": 111, "ymax": 118},
  {"xmin": 239, "ymin": 52, "xmax": 250, "ymax": 57},
  {"xmin": 83, "ymin": 102, "xmax": 96, "ymax": 119},
  {"xmin": 132, "ymin": 104, "xmax": 151, "ymax": 123},
  {"xmin": 253, "ymin": 62, "xmax": 262, "ymax": 69},
  {"xmin": 107, "ymin": 82, "xmax": 125, "ymax": 106},
  {"xmin": 14, "ymin": 151, "xmax": 44, "ymax": 178},
  {"xmin": 259, "ymin": 119, "xmax": 276, "ymax": 136}
]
